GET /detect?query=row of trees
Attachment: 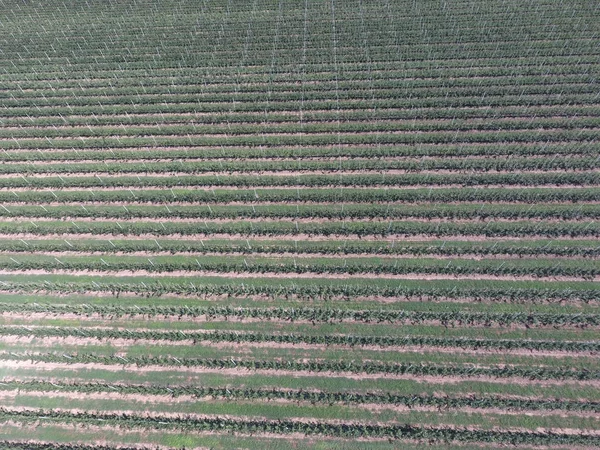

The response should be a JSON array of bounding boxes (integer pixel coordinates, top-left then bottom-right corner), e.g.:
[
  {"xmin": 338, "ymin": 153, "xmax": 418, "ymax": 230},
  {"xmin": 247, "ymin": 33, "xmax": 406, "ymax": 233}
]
[
  {"xmin": 1, "ymin": 238, "xmax": 596, "ymax": 257},
  {"xmin": 0, "ymin": 302, "xmax": 597, "ymax": 327},
  {"xmin": 1, "ymin": 187, "xmax": 596, "ymax": 205},
  {"xmin": 3, "ymin": 156, "xmax": 597, "ymax": 174},
  {"xmin": 1, "ymin": 128, "xmax": 597, "ymax": 149},
  {"xmin": 2, "ymin": 101, "xmax": 596, "ymax": 127},
  {"xmin": 3, "ymin": 73, "xmax": 595, "ymax": 99},
  {"xmin": 0, "ymin": 353, "xmax": 596, "ymax": 380},
  {"xmin": 2, "ymin": 172, "xmax": 597, "ymax": 188},
  {"xmin": 3, "ymin": 69, "xmax": 593, "ymax": 92},
  {"xmin": 3, "ymin": 116, "xmax": 598, "ymax": 138},
  {"xmin": 1, "ymin": 203, "xmax": 598, "ymax": 221},
  {"xmin": 0, "ymin": 219, "xmax": 597, "ymax": 238},
  {"xmin": 1, "ymin": 408, "xmax": 599, "ymax": 445},
  {"xmin": 2, "ymin": 326, "xmax": 595, "ymax": 352},
  {"xmin": 4, "ymin": 52, "xmax": 595, "ymax": 81},
  {"xmin": 1, "ymin": 256, "xmax": 596, "ymax": 279},
  {"xmin": 2, "ymin": 379, "xmax": 597, "ymax": 412},
  {"xmin": 3, "ymin": 141, "xmax": 597, "ymax": 160},
  {"xmin": 0, "ymin": 281, "xmax": 595, "ymax": 303}
]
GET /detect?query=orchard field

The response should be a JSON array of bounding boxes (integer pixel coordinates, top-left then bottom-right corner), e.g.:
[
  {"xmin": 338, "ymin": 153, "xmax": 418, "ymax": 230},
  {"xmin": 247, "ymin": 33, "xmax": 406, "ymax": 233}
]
[{"xmin": 0, "ymin": 0, "xmax": 599, "ymax": 448}]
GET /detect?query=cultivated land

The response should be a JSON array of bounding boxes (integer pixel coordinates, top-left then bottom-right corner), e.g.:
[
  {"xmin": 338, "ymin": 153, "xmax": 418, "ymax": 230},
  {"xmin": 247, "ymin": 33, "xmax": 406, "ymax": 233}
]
[{"xmin": 0, "ymin": 0, "xmax": 599, "ymax": 448}]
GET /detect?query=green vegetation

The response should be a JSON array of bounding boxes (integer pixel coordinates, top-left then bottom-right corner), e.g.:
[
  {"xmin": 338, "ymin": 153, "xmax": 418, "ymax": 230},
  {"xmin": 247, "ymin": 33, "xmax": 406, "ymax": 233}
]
[{"xmin": 0, "ymin": 0, "xmax": 597, "ymax": 448}]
